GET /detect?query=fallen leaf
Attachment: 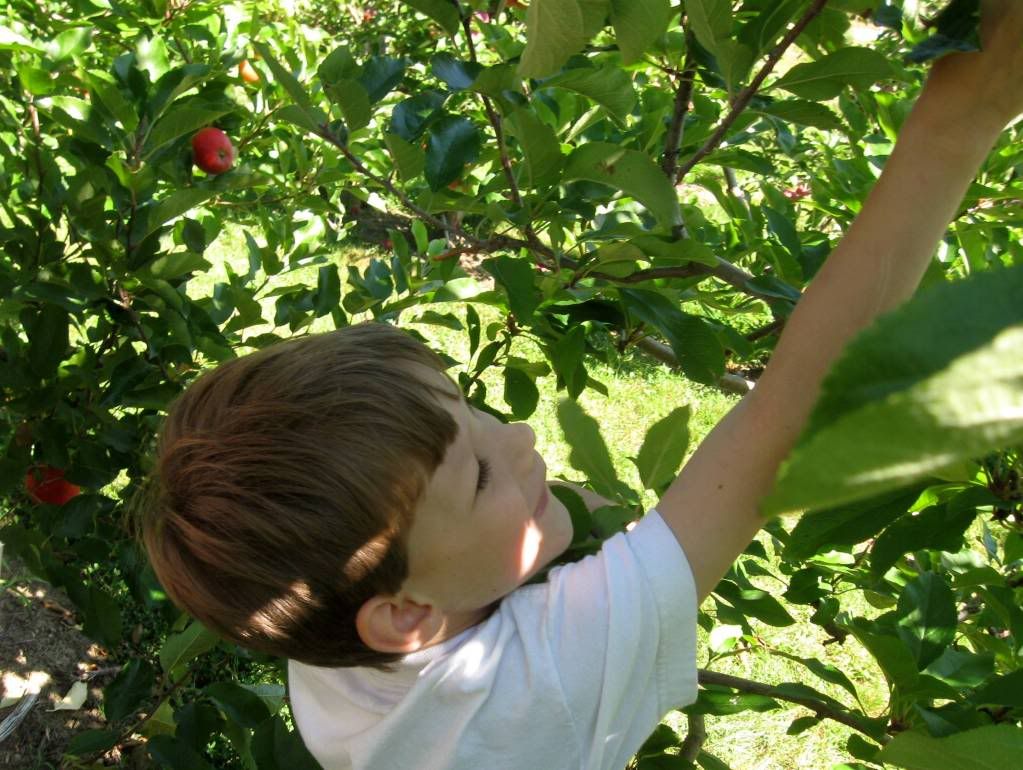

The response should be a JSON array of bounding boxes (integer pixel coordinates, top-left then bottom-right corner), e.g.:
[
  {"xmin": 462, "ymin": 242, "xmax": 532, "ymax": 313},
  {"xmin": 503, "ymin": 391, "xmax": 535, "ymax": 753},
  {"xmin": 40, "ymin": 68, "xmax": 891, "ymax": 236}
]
[{"xmin": 50, "ymin": 680, "xmax": 88, "ymax": 711}]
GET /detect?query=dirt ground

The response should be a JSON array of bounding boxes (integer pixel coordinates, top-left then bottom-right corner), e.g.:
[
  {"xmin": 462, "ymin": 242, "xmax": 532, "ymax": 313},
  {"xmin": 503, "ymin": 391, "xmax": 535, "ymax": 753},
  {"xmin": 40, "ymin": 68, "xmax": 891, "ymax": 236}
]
[{"xmin": 0, "ymin": 553, "xmax": 146, "ymax": 769}]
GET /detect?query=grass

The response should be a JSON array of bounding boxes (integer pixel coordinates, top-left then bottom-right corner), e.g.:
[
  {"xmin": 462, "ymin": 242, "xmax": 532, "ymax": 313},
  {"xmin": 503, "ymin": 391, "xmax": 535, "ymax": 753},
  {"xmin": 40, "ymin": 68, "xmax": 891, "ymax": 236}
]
[{"xmin": 187, "ymin": 226, "xmax": 892, "ymax": 769}]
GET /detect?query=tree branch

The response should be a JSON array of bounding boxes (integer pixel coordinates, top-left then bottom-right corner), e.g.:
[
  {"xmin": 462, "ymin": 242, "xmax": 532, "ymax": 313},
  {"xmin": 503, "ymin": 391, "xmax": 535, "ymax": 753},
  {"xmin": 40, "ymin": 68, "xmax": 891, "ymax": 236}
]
[
  {"xmin": 674, "ymin": 0, "xmax": 831, "ymax": 184},
  {"xmin": 461, "ymin": 9, "xmax": 553, "ymax": 269},
  {"xmin": 697, "ymin": 668, "xmax": 888, "ymax": 744},
  {"xmin": 661, "ymin": 27, "xmax": 699, "ymax": 180},
  {"xmin": 679, "ymin": 713, "xmax": 707, "ymax": 762}
]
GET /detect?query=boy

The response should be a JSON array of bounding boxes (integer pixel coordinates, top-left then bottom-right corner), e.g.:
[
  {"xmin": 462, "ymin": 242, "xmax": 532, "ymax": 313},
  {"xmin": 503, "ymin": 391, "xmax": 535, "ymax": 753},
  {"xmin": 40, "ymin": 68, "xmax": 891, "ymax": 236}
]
[{"xmin": 139, "ymin": 4, "xmax": 1023, "ymax": 769}]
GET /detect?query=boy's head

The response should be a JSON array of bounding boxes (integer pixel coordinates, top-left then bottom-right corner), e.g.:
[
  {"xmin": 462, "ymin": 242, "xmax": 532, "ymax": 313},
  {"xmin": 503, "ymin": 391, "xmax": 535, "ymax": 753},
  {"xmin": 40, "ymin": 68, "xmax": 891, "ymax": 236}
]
[{"xmin": 136, "ymin": 322, "xmax": 572, "ymax": 672}]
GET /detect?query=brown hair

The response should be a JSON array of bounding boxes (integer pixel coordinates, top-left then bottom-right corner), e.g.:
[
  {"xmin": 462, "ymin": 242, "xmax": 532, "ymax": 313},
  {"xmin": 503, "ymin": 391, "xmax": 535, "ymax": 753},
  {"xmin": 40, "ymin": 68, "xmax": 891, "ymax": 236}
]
[{"xmin": 132, "ymin": 322, "xmax": 459, "ymax": 671}]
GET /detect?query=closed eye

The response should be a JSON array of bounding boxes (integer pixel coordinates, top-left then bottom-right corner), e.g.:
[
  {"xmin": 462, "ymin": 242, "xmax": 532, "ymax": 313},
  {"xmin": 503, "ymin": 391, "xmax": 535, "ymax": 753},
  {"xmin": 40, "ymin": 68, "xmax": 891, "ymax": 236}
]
[{"xmin": 476, "ymin": 458, "xmax": 492, "ymax": 495}]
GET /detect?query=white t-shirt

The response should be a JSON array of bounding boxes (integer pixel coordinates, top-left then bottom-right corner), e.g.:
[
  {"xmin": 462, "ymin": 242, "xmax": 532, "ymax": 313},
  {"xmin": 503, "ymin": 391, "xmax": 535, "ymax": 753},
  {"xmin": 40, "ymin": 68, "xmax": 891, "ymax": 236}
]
[{"xmin": 287, "ymin": 508, "xmax": 699, "ymax": 770}]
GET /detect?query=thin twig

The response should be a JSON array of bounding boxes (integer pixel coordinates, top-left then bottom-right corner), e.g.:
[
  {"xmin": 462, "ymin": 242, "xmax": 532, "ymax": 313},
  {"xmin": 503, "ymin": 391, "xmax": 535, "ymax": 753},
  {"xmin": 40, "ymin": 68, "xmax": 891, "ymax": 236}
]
[
  {"xmin": 675, "ymin": 0, "xmax": 831, "ymax": 184},
  {"xmin": 661, "ymin": 28, "xmax": 699, "ymax": 180}
]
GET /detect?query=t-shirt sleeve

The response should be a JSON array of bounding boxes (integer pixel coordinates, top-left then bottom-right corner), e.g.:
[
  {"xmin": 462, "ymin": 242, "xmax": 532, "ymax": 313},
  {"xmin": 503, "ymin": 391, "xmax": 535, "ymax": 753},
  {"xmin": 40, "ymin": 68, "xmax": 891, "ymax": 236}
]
[{"xmin": 530, "ymin": 508, "xmax": 699, "ymax": 767}]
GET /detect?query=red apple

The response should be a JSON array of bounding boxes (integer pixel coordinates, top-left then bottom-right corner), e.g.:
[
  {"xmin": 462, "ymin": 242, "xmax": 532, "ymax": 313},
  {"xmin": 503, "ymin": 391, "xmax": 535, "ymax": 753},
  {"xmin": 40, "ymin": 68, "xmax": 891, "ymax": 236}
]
[
  {"xmin": 25, "ymin": 465, "xmax": 81, "ymax": 506},
  {"xmin": 783, "ymin": 184, "xmax": 811, "ymax": 201},
  {"xmin": 238, "ymin": 59, "xmax": 260, "ymax": 84},
  {"xmin": 191, "ymin": 127, "xmax": 235, "ymax": 175}
]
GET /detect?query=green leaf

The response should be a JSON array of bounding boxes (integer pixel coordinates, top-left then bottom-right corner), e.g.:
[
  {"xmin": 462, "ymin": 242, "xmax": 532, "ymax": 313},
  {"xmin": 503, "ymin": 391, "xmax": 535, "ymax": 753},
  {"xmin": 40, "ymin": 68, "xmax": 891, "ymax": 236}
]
[
  {"xmin": 684, "ymin": 0, "xmax": 752, "ymax": 93},
  {"xmin": 715, "ymin": 580, "xmax": 795, "ymax": 627},
  {"xmin": 564, "ymin": 143, "xmax": 681, "ymax": 229},
  {"xmin": 504, "ymin": 367, "xmax": 540, "ymax": 419},
  {"xmin": 84, "ymin": 71, "xmax": 138, "ymax": 132},
  {"xmin": 876, "ymin": 725, "xmax": 1023, "ymax": 770},
  {"xmin": 971, "ymin": 670, "xmax": 1023, "ymax": 708},
  {"xmin": 251, "ymin": 715, "xmax": 322, "ymax": 770},
  {"xmin": 870, "ymin": 487, "xmax": 991, "ymax": 578},
  {"xmin": 431, "ymin": 53, "xmax": 484, "ymax": 91},
  {"xmin": 104, "ymin": 659, "xmax": 156, "ymax": 722},
  {"xmin": 383, "ymin": 132, "xmax": 426, "ymax": 182},
  {"xmin": 846, "ymin": 617, "xmax": 920, "ymax": 693},
  {"xmin": 20, "ymin": 304, "xmax": 69, "ymax": 379},
  {"xmin": 764, "ymin": 266, "xmax": 1023, "ymax": 516},
  {"xmin": 324, "ymin": 78, "xmax": 371, "ymax": 131},
  {"xmin": 784, "ymin": 487, "xmax": 920, "ymax": 562},
  {"xmin": 137, "ymin": 190, "xmax": 214, "ymax": 243},
  {"xmin": 317, "ymin": 45, "xmax": 358, "ymax": 82},
  {"xmin": 401, "ymin": 0, "xmax": 461, "ymax": 36},
  {"xmin": 504, "ymin": 108, "xmax": 564, "ymax": 190},
  {"xmin": 424, "ymin": 115, "xmax": 481, "ymax": 191},
  {"xmin": 141, "ymin": 701, "xmax": 177, "ymax": 738},
  {"xmin": 147, "ymin": 735, "xmax": 217, "ymax": 770},
  {"xmin": 65, "ymin": 729, "xmax": 121, "ymax": 757},
  {"xmin": 896, "ymin": 572, "xmax": 957, "ymax": 670},
  {"xmin": 140, "ymin": 251, "xmax": 212, "ymax": 281},
  {"xmin": 252, "ymin": 42, "xmax": 315, "ymax": 114},
  {"xmin": 923, "ymin": 647, "xmax": 994, "ymax": 689},
  {"xmin": 772, "ymin": 47, "xmax": 896, "ymax": 101},
  {"xmin": 83, "ymin": 587, "xmax": 122, "ymax": 648},
  {"xmin": 690, "ymin": 686, "xmax": 780, "ymax": 715},
  {"xmin": 390, "ymin": 90, "xmax": 447, "ymax": 141},
  {"xmin": 551, "ymin": 326, "xmax": 587, "ymax": 399},
  {"xmin": 205, "ymin": 681, "xmax": 271, "ymax": 728},
  {"xmin": 160, "ymin": 619, "xmax": 219, "ymax": 677},
  {"xmin": 684, "ymin": 0, "xmax": 731, "ymax": 54},
  {"xmin": 618, "ymin": 288, "xmax": 725, "ymax": 385},
  {"xmin": 609, "ymin": 0, "xmax": 672, "ymax": 64},
  {"xmin": 557, "ymin": 397, "xmax": 626, "ymax": 502},
  {"xmin": 143, "ymin": 107, "xmax": 232, "ymax": 158},
  {"xmin": 630, "ymin": 235, "xmax": 717, "ymax": 266},
  {"xmin": 754, "ymin": 99, "xmax": 844, "ymax": 131},
  {"xmin": 276, "ymin": 104, "xmax": 327, "ymax": 134},
  {"xmin": 313, "ymin": 265, "xmax": 341, "ymax": 317},
  {"xmin": 541, "ymin": 66, "xmax": 637, "ymax": 126},
  {"xmin": 358, "ymin": 56, "xmax": 407, "ymax": 104},
  {"xmin": 519, "ymin": 0, "xmax": 590, "ymax": 78},
  {"xmin": 483, "ymin": 255, "xmax": 539, "ymax": 321},
  {"xmin": 634, "ymin": 406, "xmax": 690, "ymax": 491},
  {"xmin": 241, "ymin": 683, "xmax": 287, "ymax": 716}
]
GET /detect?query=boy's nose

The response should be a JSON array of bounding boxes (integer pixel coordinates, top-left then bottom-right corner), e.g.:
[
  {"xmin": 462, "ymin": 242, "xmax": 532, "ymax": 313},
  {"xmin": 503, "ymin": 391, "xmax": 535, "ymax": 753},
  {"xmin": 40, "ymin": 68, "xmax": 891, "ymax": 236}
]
[{"xmin": 509, "ymin": 421, "xmax": 537, "ymax": 463}]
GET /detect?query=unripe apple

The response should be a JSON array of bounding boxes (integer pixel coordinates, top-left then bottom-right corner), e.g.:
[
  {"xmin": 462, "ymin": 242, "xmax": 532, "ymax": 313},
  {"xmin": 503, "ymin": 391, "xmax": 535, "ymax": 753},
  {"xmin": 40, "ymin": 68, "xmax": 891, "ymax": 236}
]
[
  {"xmin": 238, "ymin": 59, "xmax": 260, "ymax": 84},
  {"xmin": 25, "ymin": 465, "xmax": 81, "ymax": 506},
  {"xmin": 191, "ymin": 127, "xmax": 235, "ymax": 175}
]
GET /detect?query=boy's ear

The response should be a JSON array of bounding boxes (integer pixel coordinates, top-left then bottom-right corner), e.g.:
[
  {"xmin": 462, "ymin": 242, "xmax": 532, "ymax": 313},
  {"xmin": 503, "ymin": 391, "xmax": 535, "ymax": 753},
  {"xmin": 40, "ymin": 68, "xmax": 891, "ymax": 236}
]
[{"xmin": 355, "ymin": 595, "xmax": 440, "ymax": 654}]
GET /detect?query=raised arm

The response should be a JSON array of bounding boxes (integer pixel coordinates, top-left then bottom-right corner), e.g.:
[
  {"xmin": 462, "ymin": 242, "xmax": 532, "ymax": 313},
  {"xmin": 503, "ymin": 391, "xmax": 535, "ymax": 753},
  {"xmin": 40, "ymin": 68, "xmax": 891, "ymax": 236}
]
[{"xmin": 657, "ymin": 2, "xmax": 1023, "ymax": 604}]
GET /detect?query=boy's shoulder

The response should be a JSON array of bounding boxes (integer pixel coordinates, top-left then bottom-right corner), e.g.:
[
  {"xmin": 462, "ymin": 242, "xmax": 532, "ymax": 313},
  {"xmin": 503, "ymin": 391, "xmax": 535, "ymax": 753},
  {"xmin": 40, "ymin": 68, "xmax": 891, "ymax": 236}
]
[{"xmin": 289, "ymin": 510, "xmax": 700, "ymax": 769}]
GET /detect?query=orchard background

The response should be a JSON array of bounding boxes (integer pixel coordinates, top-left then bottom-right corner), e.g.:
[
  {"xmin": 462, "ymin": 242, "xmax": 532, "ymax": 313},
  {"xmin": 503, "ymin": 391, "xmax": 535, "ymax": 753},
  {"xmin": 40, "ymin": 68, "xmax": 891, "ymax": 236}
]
[{"xmin": 1, "ymin": 0, "xmax": 1022, "ymax": 768}]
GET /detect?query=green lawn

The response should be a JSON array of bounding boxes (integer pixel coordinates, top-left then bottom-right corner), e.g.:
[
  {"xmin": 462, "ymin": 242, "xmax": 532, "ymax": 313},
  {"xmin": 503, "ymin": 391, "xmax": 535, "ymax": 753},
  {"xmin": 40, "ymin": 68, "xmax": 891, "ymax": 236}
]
[{"xmin": 186, "ymin": 227, "xmax": 892, "ymax": 769}]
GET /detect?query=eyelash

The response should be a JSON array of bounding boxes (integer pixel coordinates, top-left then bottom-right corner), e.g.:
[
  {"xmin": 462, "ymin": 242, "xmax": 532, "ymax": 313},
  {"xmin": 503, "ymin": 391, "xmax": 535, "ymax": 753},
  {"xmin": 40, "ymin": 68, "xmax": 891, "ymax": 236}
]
[{"xmin": 476, "ymin": 458, "xmax": 491, "ymax": 492}]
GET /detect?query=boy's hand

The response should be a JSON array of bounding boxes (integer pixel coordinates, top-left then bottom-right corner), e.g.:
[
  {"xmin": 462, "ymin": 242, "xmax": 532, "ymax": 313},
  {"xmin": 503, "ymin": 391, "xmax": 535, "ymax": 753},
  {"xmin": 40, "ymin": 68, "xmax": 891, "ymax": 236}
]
[{"xmin": 921, "ymin": 0, "xmax": 1023, "ymax": 133}]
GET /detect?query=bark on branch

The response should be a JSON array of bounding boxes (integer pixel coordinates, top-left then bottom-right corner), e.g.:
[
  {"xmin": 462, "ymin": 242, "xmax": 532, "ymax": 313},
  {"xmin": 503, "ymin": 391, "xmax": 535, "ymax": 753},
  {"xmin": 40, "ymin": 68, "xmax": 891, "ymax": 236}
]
[
  {"xmin": 674, "ymin": 0, "xmax": 831, "ymax": 184},
  {"xmin": 697, "ymin": 668, "xmax": 889, "ymax": 744}
]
